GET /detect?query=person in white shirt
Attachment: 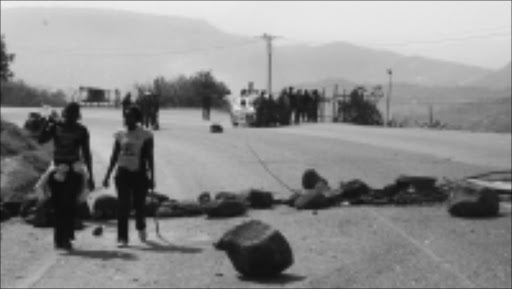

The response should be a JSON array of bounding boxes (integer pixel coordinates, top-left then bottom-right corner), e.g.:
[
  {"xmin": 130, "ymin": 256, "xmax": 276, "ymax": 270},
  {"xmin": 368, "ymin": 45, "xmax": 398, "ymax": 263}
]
[{"xmin": 102, "ymin": 105, "xmax": 155, "ymax": 247}]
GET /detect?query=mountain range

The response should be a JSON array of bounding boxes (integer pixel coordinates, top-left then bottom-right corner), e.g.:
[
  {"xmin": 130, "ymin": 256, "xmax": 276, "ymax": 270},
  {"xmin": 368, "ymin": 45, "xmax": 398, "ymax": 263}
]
[{"xmin": 1, "ymin": 7, "xmax": 511, "ymax": 96}]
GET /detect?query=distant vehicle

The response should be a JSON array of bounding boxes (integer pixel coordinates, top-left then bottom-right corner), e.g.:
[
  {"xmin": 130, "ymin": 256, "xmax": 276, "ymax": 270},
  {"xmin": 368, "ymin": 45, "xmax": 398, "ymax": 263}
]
[{"xmin": 229, "ymin": 91, "xmax": 258, "ymax": 127}]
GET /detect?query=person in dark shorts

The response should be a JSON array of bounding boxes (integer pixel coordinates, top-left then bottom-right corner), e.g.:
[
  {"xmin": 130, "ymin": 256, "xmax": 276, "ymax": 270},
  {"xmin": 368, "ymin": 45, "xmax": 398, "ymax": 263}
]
[
  {"xmin": 38, "ymin": 102, "xmax": 95, "ymax": 250},
  {"xmin": 102, "ymin": 105, "xmax": 155, "ymax": 247}
]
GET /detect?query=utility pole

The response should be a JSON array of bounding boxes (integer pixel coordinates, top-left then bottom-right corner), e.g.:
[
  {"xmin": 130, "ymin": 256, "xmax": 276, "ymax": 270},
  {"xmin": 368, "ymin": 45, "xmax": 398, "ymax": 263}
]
[
  {"xmin": 386, "ymin": 68, "xmax": 393, "ymax": 127},
  {"xmin": 259, "ymin": 33, "xmax": 279, "ymax": 96}
]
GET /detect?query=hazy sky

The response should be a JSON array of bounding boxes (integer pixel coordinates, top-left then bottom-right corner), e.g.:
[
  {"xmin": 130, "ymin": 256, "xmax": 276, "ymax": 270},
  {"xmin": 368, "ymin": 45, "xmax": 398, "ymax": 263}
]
[{"xmin": 2, "ymin": 1, "xmax": 511, "ymax": 69}]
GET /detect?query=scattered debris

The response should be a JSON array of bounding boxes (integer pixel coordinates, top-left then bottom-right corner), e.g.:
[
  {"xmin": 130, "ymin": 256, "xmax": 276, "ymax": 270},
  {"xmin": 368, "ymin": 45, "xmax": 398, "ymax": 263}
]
[
  {"xmin": 210, "ymin": 123, "xmax": 223, "ymax": 133},
  {"xmin": 156, "ymin": 200, "xmax": 204, "ymax": 218},
  {"xmin": 0, "ymin": 201, "xmax": 11, "ymax": 222},
  {"xmin": 244, "ymin": 189, "xmax": 274, "ymax": 209},
  {"xmin": 204, "ymin": 199, "xmax": 248, "ymax": 219}
]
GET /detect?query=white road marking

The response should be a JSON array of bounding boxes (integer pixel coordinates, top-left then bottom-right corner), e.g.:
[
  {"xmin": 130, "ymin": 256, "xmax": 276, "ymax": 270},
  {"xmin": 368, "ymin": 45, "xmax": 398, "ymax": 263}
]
[{"xmin": 367, "ymin": 208, "xmax": 476, "ymax": 288}]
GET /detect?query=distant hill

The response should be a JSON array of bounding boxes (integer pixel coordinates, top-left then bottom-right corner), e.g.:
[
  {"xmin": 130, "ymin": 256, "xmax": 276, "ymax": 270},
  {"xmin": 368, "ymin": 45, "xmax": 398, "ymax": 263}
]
[
  {"xmin": 0, "ymin": 7, "xmax": 502, "ymax": 96},
  {"xmin": 294, "ymin": 77, "xmax": 510, "ymax": 104},
  {"xmin": 405, "ymin": 96, "xmax": 511, "ymax": 133},
  {"xmin": 465, "ymin": 62, "xmax": 511, "ymax": 90}
]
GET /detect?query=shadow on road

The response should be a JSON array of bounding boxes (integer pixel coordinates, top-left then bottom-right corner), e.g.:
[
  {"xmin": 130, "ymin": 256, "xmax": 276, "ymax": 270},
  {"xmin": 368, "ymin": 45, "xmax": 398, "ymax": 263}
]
[
  {"xmin": 238, "ymin": 273, "xmax": 307, "ymax": 285},
  {"xmin": 65, "ymin": 249, "xmax": 137, "ymax": 261},
  {"xmin": 132, "ymin": 240, "xmax": 203, "ymax": 254}
]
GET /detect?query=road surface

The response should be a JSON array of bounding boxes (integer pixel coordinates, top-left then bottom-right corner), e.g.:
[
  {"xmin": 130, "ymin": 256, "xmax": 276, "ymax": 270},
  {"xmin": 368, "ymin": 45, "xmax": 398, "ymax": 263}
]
[{"xmin": 1, "ymin": 107, "xmax": 510, "ymax": 288}]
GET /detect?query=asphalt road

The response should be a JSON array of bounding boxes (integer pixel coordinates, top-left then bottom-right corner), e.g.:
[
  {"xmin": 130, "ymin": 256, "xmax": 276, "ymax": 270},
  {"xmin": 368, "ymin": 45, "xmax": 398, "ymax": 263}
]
[{"xmin": 1, "ymin": 107, "xmax": 510, "ymax": 288}]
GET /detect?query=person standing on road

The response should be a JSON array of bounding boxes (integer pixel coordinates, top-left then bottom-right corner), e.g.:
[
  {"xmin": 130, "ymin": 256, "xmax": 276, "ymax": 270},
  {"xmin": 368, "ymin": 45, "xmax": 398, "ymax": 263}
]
[
  {"xmin": 122, "ymin": 93, "xmax": 132, "ymax": 119},
  {"xmin": 295, "ymin": 89, "xmax": 303, "ymax": 124},
  {"xmin": 38, "ymin": 102, "xmax": 95, "ymax": 251},
  {"xmin": 149, "ymin": 91, "xmax": 160, "ymax": 130},
  {"xmin": 312, "ymin": 89, "xmax": 320, "ymax": 122},
  {"xmin": 201, "ymin": 92, "xmax": 211, "ymax": 121},
  {"xmin": 102, "ymin": 105, "xmax": 155, "ymax": 247},
  {"xmin": 136, "ymin": 92, "xmax": 151, "ymax": 129}
]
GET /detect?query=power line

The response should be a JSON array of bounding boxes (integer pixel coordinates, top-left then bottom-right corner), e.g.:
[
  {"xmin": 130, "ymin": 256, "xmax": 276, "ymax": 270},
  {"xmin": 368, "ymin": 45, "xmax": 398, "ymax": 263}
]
[
  {"xmin": 11, "ymin": 39, "xmax": 260, "ymax": 56},
  {"xmin": 278, "ymin": 29, "xmax": 511, "ymax": 48},
  {"xmin": 362, "ymin": 31, "xmax": 511, "ymax": 47}
]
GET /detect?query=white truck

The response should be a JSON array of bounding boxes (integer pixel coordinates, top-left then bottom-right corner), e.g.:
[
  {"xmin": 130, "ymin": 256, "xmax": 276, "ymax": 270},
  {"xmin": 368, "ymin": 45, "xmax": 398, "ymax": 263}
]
[{"xmin": 228, "ymin": 91, "xmax": 259, "ymax": 127}]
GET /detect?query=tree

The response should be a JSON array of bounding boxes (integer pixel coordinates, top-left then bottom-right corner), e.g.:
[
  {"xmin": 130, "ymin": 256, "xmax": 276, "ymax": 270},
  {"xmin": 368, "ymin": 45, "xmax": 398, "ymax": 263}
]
[
  {"xmin": 142, "ymin": 71, "xmax": 231, "ymax": 108},
  {"xmin": 1, "ymin": 34, "xmax": 15, "ymax": 81},
  {"xmin": 341, "ymin": 86, "xmax": 383, "ymax": 125},
  {"xmin": 1, "ymin": 80, "xmax": 66, "ymax": 107},
  {"xmin": 190, "ymin": 71, "xmax": 230, "ymax": 108}
]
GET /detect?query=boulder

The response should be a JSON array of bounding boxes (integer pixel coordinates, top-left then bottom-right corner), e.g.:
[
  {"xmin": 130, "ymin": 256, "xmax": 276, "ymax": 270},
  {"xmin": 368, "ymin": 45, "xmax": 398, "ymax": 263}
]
[
  {"xmin": 314, "ymin": 179, "xmax": 330, "ymax": 192},
  {"xmin": 448, "ymin": 181, "xmax": 500, "ymax": 218},
  {"xmin": 245, "ymin": 189, "xmax": 274, "ymax": 209},
  {"xmin": 88, "ymin": 193, "xmax": 118, "ymax": 220},
  {"xmin": 302, "ymin": 169, "xmax": 325, "ymax": 190},
  {"xmin": 324, "ymin": 188, "xmax": 344, "ymax": 206},
  {"xmin": 23, "ymin": 197, "xmax": 54, "ymax": 228},
  {"xmin": 215, "ymin": 191, "xmax": 246, "ymax": 202},
  {"xmin": 155, "ymin": 203, "xmax": 182, "ymax": 218},
  {"xmin": 341, "ymin": 179, "xmax": 371, "ymax": 203},
  {"xmin": 198, "ymin": 192, "xmax": 212, "ymax": 205},
  {"xmin": 396, "ymin": 175, "xmax": 437, "ymax": 192},
  {"xmin": 381, "ymin": 183, "xmax": 401, "ymax": 198},
  {"xmin": 205, "ymin": 199, "xmax": 248, "ymax": 218},
  {"xmin": 148, "ymin": 191, "xmax": 171, "ymax": 204},
  {"xmin": 215, "ymin": 219, "xmax": 294, "ymax": 277},
  {"xmin": 177, "ymin": 200, "xmax": 205, "ymax": 216}
]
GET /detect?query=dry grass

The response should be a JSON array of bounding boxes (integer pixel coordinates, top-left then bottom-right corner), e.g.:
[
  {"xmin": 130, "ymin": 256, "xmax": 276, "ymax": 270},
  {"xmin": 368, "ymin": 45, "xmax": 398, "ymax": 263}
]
[{"xmin": 0, "ymin": 119, "xmax": 52, "ymax": 204}]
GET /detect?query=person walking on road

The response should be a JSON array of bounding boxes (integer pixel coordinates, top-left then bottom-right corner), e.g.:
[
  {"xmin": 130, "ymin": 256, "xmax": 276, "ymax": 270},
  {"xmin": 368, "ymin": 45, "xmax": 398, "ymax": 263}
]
[
  {"xmin": 38, "ymin": 102, "xmax": 95, "ymax": 251},
  {"xmin": 102, "ymin": 105, "xmax": 155, "ymax": 248}
]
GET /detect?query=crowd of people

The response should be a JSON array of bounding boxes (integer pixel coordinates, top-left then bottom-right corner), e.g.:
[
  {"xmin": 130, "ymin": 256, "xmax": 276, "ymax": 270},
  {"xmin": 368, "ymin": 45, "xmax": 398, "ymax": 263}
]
[
  {"xmin": 28, "ymin": 84, "xmax": 327, "ymax": 250},
  {"xmin": 250, "ymin": 86, "xmax": 323, "ymax": 127},
  {"xmin": 121, "ymin": 91, "xmax": 160, "ymax": 130}
]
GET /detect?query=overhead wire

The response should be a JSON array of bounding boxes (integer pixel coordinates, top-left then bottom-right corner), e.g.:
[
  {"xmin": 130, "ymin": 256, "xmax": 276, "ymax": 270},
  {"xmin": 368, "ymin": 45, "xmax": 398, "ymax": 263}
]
[
  {"xmin": 278, "ymin": 27, "xmax": 511, "ymax": 48},
  {"xmin": 364, "ymin": 30, "xmax": 511, "ymax": 48},
  {"xmin": 11, "ymin": 39, "xmax": 261, "ymax": 56}
]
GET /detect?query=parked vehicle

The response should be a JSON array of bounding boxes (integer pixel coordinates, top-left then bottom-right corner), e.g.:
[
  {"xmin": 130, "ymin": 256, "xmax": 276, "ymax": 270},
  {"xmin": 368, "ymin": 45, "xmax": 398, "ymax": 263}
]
[{"xmin": 229, "ymin": 91, "xmax": 258, "ymax": 127}]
